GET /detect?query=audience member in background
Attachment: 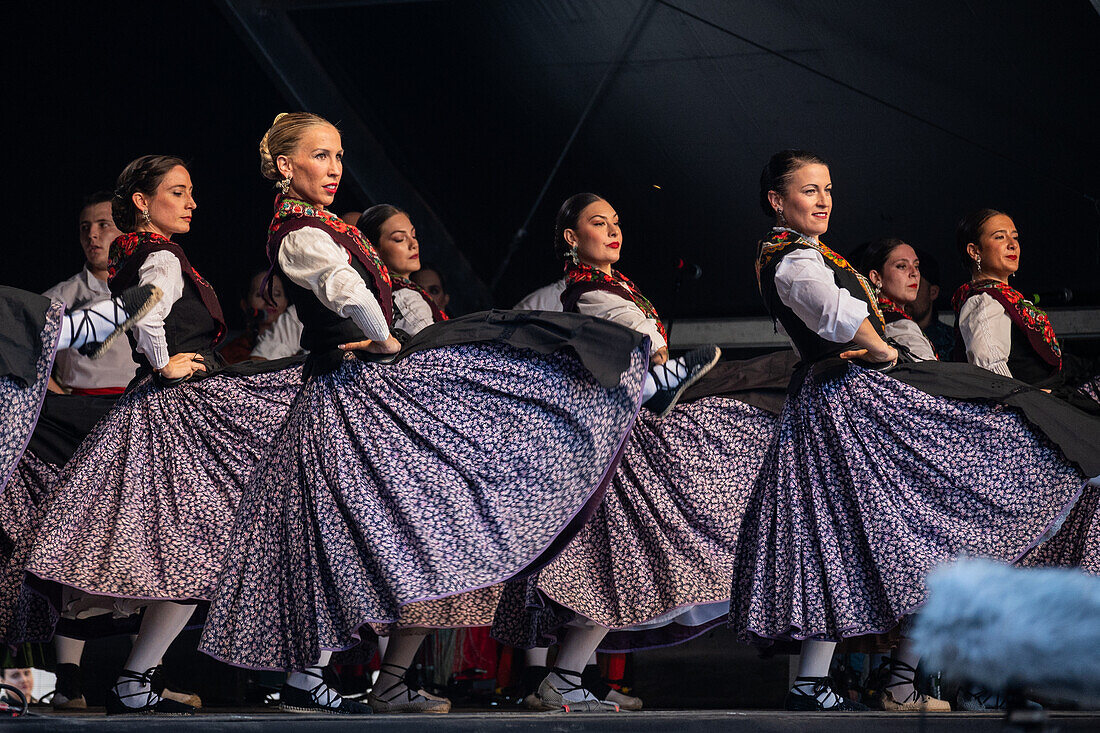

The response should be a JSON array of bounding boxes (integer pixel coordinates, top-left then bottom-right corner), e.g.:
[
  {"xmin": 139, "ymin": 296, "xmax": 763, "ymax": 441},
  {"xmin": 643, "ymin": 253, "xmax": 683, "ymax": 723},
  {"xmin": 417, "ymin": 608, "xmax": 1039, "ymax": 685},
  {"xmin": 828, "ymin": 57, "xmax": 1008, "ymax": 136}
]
[
  {"xmin": 410, "ymin": 266, "xmax": 451, "ymax": 317},
  {"xmin": 907, "ymin": 248, "xmax": 955, "ymax": 358},
  {"xmin": 219, "ymin": 268, "xmax": 289, "ymax": 363},
  {"xmin": 42, "ymin": 192, "xmax": 139, "ymax": 394},
  {"xmin": 514, "ymin": 274, "xmax": 567, "ymax": 311},
  {"xmin": 0, "ymin": 667, "xmax": 36, "ymax": 706}
]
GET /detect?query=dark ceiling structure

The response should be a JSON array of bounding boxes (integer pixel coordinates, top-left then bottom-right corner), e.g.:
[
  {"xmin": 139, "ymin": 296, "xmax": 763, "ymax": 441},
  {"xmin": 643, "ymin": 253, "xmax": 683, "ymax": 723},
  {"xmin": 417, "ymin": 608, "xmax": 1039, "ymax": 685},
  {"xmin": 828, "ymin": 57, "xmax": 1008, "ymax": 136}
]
[
  {"xmin": 9, "ymin": 0, "xmax": 1100, "ymax": 322},
  {"xmin": 222, "ymin": 0, "xmax": 1100, "ymax": 317}
]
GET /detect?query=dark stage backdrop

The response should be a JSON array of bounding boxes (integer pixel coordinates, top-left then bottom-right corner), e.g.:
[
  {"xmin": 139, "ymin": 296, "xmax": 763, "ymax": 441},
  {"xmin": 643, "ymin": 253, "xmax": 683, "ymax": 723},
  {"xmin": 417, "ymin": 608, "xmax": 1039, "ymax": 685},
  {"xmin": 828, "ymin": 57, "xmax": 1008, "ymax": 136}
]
[
  {"xmin": 7, "ymin": 1, "xmax": 1100, "ymax": 325},
  {"xmin": 7, "ymin": 2, "xmax": 295, "ymax": 329}
]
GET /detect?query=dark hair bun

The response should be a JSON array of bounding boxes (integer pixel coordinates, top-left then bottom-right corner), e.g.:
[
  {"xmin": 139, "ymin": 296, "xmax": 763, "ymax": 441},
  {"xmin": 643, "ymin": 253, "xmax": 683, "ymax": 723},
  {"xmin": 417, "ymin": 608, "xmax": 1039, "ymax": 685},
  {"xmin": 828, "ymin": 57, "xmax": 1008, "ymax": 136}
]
[{"xmin": 111, "ymin": 155, "xmax": 187, "ymax": 233}]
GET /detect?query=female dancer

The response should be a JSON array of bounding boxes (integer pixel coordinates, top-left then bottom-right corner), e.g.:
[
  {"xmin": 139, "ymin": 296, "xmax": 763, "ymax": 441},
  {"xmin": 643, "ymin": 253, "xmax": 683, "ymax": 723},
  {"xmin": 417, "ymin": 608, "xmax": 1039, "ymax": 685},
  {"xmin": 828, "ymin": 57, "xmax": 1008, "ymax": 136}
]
[
  {"xmin": 199, "ymin": 113, "xmax": 649, "ymax": 715},
  {"xmin": 344, "ymin": 203, "xmax": 457, "ymax": 713},
  {"xmin": 952, "ymin": 208, "xmax": 1098, "ymax": 408},
  {"xmin": 24, "ymin": 155, "xmax": 306, "ymax": 716},
  {"xmin": 491, "ymin": 193, "xmax": 793, "ymax": 712},
  {"xmin": 357, "ymin": 204, "xmax": 446, "ymax": 336},
  {"xmin": 730, "ymin": 149, "xmax": 1100, "ymax": 712},
  {"xmin": 859, "ymin": 238, "xmax": 937, "ymax": 361}
]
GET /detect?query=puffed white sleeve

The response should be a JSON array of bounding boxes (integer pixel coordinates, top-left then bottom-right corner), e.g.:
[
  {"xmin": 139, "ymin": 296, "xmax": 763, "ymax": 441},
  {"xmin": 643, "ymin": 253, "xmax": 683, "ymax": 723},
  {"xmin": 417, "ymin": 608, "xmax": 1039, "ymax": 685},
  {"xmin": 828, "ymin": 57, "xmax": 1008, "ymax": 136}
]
[
  {"xmin": 575, "ymin": 290, "xmax": 667, "ymax": 354},
  {"xmin": 392, "ymin": 289, "xmax": 436, "ymax": 336},
  {"xmin": 251, "ymin": 304, "xmax": 305, "ymax": 360},
  {"xmin": 132, "ymin": 250, "xmax": 185, "ymax": 369},
  {"xmin": 276, "ymin": 228, "xmax": 391, "ymax": 342},
  {"xmin": 958, "ymin": 293, "xmax": 1013, "ymax": 377},
  {"xmin": 774, "ymin": 249, "xmax": 870, "ymax": 343},
  {"xmin": 884, "ymin": 319, "xmax": 938, "ymax": 362}
]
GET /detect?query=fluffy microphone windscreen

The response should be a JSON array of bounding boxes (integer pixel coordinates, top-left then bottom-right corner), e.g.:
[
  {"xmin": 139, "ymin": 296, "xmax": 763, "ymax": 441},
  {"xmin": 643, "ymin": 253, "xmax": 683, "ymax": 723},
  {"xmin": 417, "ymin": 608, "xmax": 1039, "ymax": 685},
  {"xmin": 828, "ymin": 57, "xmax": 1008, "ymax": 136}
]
[{"xmin": 912, "ymin": 559, "xmax": 1100, "ymax": 696}]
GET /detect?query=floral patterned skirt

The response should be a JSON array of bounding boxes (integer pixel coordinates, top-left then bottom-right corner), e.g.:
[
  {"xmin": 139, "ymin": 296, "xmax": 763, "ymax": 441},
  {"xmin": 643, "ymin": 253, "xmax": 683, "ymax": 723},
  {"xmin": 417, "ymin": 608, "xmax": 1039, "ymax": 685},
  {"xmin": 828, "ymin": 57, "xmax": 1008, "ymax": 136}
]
[
  {"xmin": 26, "ymin": 364, "xmax": 305, "ymax": 605},
  {"xmin": 199, "ymin": 341, "xmax": 647, "ymax": 670},
  {"xmin": 1, "ymin": 299, "xmax": 61, "ymax": 496},
  {"xmin": 730, "ymin": 363, "xmax": 1088, "ymax": 644},
  {"xmin": 492, "ymin": 396, "xmax": 777, "ymax": 651},
  {"xmin": 1, "ymin": 452, "xmax": 60, "ymax": 646},
  {"xmin": 1021, "ymin": 482, "xmax": 1099, "ymax": 574}
]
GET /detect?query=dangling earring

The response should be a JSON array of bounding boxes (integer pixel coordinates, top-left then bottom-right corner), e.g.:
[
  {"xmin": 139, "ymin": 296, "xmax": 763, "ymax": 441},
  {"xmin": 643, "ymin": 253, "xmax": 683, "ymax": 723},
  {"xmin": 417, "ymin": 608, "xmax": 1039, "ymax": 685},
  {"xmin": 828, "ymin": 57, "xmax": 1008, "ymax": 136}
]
[
  {"xmin": 776, "ymin": 207, "xmax": 787, "ymax": 226},
  {"xmin": 569, "ymin": 246, "xmax": 580, "ymax": 265},
  {"xmin": 277, "ymin": 177, "xmax": 292, "ymax": 194},
  {"xmin": 974, "ymin": 254, "xmax": 982, "ymax": 273},
  {"xmin": 142, "ymin": 209, "xmax": 151, "ymax": 224},
  {"xmin": 872, "ymin": 280, "xmax": 881, "ymax": 299}
]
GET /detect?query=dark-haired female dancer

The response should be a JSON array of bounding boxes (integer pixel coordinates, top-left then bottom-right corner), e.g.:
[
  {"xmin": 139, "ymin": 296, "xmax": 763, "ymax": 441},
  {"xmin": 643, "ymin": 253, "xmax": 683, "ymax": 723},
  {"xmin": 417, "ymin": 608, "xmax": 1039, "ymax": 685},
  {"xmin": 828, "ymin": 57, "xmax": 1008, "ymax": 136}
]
[
  {"xmin": 25, "ymin": 155, "xmax": 306, "ymax": 716},
  {"xmin": 491, "ymin": 193, "xmax": 799, "ymax": 712},
  {"xmin": 349, "ymin": 203, "xmax": 461, "ymax": 713},
  {"xmin": 199, "ymin": 113, "xmax": 647, "ymax": 715},
  {"xmin": 358, "ymin": 205, "xmax": 446, "ymax": 336},
  {"xmin": 858, "ymin": 238, "xmax": 937, "ymax": 361},
  {"xmin": 731, "ymin": 150, "xmax": 1100, "ymax": 712},
  {"xmin": 951, "ymin": 210, "xmax": 1100, "ymax": 626},
  {"xmin": 952, "ymin": 208, "xmax": 1098, "ymax": 409}
]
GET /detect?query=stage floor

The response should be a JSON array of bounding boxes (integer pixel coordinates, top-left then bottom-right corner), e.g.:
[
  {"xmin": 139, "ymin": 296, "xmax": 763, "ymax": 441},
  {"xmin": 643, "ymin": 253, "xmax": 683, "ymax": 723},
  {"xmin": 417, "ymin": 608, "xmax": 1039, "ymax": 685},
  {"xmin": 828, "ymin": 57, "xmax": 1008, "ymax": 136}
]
[{"xmin": 13, "ymin": 709, "xmax": 1100, "ymax": 732}]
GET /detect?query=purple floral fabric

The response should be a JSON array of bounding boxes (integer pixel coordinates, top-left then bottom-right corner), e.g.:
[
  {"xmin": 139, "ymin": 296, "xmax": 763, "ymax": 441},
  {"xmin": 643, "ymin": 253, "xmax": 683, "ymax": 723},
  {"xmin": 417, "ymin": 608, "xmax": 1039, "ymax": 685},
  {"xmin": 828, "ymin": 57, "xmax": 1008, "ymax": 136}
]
[
  {"xmin": 1021, "ymin": 482, "xmax": 1099, "ymax": 574},
  {"xmin": 730, "ymin": 364, "xmax": 1086, "ymax": 644},
  {"xmin": 27, "ymin": 365, "xmax": 305, "ymax": 602},
  {"xmin": 493, "ymin": 396, "xmax": 777, "ymax": 650},
  {"xmin": 200, "ymin": 342, "xmax": 647, "ymax": 670},
  {"xmin": 1, "ymin": 301, "xmax": 61, "ymax": 496},
  {"xmin": 0, "ymin": 452, "xmax": 60, "ymax": 645}
]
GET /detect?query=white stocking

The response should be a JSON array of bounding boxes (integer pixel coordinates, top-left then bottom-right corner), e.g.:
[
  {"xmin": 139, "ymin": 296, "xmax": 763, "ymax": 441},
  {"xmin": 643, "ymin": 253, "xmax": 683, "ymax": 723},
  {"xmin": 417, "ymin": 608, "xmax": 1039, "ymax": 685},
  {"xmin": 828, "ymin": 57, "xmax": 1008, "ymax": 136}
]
[
  {"xmin": 115, "ymin": 602, "xmax": 195, "ymax": 708},
  {"xmin": 57, "ymin": 297, "xmax": 131, "ymax": 351},
  {"xmin": 547, "ymin": 624, "xmax": 609, "ymax": 704}
]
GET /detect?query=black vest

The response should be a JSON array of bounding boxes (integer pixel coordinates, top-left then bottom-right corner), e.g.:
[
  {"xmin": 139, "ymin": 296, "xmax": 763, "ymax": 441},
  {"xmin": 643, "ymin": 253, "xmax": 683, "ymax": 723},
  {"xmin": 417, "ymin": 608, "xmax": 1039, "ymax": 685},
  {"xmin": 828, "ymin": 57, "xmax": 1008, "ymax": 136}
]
[
  {"xmin": 278, "ymin": 255, "xmax": 380, "ymax": 375},
  {"xmin": 1007, "ymin": 323, "xmax": 1062, "ymax": 388},
  {"xmin": 758, "ymin": 238, "xmax": 884, "ymax": 364},
  {"xmin": 122, "ymin": 266, "xmax": 222, "ymax": 377}
]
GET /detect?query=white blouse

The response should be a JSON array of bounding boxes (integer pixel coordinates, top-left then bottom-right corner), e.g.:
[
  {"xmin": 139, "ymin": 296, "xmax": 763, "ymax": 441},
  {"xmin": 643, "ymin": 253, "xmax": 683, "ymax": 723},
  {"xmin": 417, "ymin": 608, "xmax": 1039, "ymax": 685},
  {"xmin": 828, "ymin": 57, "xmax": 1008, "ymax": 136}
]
[
  {"xmin": 251, "ymin": 304, "xmax": 305, "ymax": 360},
  {"xmin": 574, "ymin": 289, "xmax": 666, "ymax": 355},
  {"xmin": 514, "ymin": 278, "xmax": 568, "ymax": 311},
  {"xmin": 393, "ymin": 288, "xmax": 436, "ymax": 336},
  {"xmin": 773, "ymin": 248, "xmax": 870, "ymax": 344},
  {"xmin": 276, "ymin": 227, "xmax": 391, "ymax": 343},
  {"xmin": 957, "ymin": 293, "xmax": 1013, "ymax": 377},
  {"xmin": 134, "ymin": 250, "xmax": 186, "ymax": 370},
  {"xmin": 885, "ymin": 318, "xmax": 937, "ymax": 362}
]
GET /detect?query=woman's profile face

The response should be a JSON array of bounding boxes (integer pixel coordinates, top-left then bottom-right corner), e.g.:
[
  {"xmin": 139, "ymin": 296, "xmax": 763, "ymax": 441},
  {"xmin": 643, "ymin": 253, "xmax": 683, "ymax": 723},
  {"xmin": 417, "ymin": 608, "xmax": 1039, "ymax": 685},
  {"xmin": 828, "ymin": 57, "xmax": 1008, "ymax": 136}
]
[
  {"xmin": 375, "ymin": 213, "xmax": 420, "ymax": 278},
  {"xmin": 971, "ymin": 214, "xmax": 1020, "ymax": 280},
  {"xmin": 772, "ymin": 163, "xmax": 831, "ymax": 238},
  {"xmin": 565, "ymin": 199, "xmax": 621, "ymax": 272},
  {"xmin": 281, "ymin": 124, "xmax": 343, "ymax": 208},
  {"xmin": 136, "ymin": 165, "xmax": 196, "ymax": 238},
  {"xmin": 871, "ymin": 243, "xmax": 921, "ymax": 305}
]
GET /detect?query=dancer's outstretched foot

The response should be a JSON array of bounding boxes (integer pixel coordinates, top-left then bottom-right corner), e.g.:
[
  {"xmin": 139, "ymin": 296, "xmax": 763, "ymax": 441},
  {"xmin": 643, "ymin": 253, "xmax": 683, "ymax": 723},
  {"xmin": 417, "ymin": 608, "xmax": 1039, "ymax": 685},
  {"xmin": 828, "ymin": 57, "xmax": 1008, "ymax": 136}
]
[
  {"xmin": 535, "ymin": 668, "xmax": 620, "ymax": 713},
  {"xmin": 281, "ymin": 668, "xmax": 373, "ymax": 715},
  {"xmin": 785, "ymin": 676, "xmax": 868, "ymax": 711},
  {"xmin": 643, "ymin": 345, "xmax": 721, "ymax": 418},
  {"xmin": 366, "ymin": 662, "xmax": 451, "ymax": 713},
  {"xmin": 59, "ymin": 283, "xmax": 163, "ymax": 358},
  {"xmin": 105, "ymin": 668, "xmax": 194, "ymax": 716}
]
